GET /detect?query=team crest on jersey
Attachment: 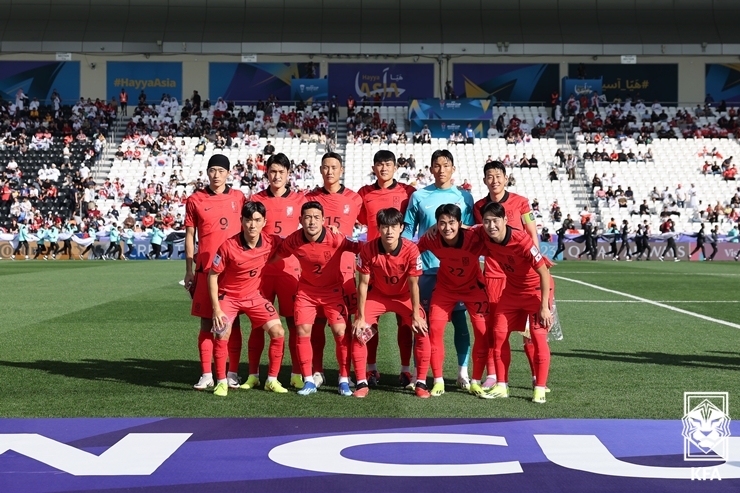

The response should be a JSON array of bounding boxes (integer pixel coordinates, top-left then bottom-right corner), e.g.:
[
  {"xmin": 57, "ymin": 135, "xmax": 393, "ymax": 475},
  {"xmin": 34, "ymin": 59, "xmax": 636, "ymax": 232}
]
[
  {"xmin": 231, "ymin": 201, "xmax": 237, "ymax": 213},
  {"xmin": 286, "ymin": 206, "xmax": 294, "ymax": 217},
  {"xmin": 343, "ymin": 204, "xmax": 351, "ymax": 215},
  {"xmin": 462, "ymin": 257, "xmax": 469, "ymax": 266},
  {"xmin": 507, "ymin": 255, "xmax": 515, "ymax": 265},
  {"xmin": 393, "ymin": 196, "xmax": 400, "ymax": 206},
  {"xmin": 324, "ymin": 251, "xmax": 332, "ymax": 261}
]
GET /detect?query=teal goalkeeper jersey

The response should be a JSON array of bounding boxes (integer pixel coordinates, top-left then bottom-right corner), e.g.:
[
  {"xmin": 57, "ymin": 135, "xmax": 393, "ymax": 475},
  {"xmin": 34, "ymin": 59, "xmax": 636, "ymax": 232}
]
[{"xmin": 403, "ymin": 184, "xmax": 475, "ymax": 272}]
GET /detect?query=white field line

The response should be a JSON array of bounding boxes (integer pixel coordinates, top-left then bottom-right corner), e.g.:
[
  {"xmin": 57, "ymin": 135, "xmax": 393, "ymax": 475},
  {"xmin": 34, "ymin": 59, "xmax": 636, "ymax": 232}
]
[
  {"xmin": 556, "ymin": 300, "xmax": 739, "ymax": 303},
  {"xmin": 556, "ymin": 272, "xmax": 740, "ymax": 277},
  {"xmin": 552, "ymin": 276, "xmax": 740, "ymax": 330}
]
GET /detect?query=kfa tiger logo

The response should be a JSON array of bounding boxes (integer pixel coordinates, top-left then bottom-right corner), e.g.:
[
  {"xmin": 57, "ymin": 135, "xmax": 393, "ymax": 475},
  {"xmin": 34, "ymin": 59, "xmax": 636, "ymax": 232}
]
[
  {"xmin": 462, "ymin": 257, "xmax": 469, "ymax": 266},
  {"xmin": 286, "ymin": 206, "xmax": 294, "ymax": 217},
  {"xmin": 343, "ymin": 204, "xmax": 351, "ymax": 215},
  {"xmin": 231, "ymin": 201, "xmax": 237, "ymax": 213},
  {"xmin": 324, "ymin": 251, "xmax": 332, "ymax": 261},
  {"xmin": 393, "ymin": 196, "xmax": 400, "ymax": 206}
]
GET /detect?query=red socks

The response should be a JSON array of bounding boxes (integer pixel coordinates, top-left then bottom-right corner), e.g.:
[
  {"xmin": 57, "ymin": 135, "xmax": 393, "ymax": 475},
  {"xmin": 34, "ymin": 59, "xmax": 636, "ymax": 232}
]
[
  {"xmin": 414, "ymin": 332, "xmax": 431, "ymax": 382},
  {"xmin": 214, "ymin": 338, "xmax": 228, "ymax": 381},
  {"xmin": 296, "ymin": 335, "xmax": 313, "ymax": 378},
  {"xmin": 471, "ymin": 318, "xmax": 488, "ymax": 381},
  {"xmin": 227, "ymin": 326, "xmax": 242, "ymax": 375},
  {"xmin": 268, "ymin": 336, "xmax": 285, "ymax": 378},
  {"xmin": 523, "ymin": 336, "xmax": 536, "ymax": 378},
  {"xmin": 397, "ymin": 324, "xmax": 412, "ymax": 366},
  {"xmin": 198, "ymin": 331, "xmax": 214, "ymax": 374},
  {"xmin": 287, "ymin": 325, "xmax": 300, "ymax": 374},
  {"xmin": 247, "ymin": 328, "xmax": 265, "ymax": 375},
  {"xmin": 334, "ymin": 333, "xmax": 351, "ymax": 378},
  {"xmin": 366, "ymin": 324, "xmax": 380, "ymax": 365},
  {"xmin": 352, "ymin": 336, "xmax": 368, "ymax": 382},
  {"xmin": 429, "ymin": 319, "xmax": 446, "ymax": 379},
  {"xmin": 311, "ymin": 321, "xmax": 326, "ymax": 373}
]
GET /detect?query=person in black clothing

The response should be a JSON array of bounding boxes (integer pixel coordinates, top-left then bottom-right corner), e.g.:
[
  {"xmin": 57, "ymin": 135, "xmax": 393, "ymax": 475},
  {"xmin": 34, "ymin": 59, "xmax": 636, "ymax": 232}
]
[
  {"xmin": 708, "ymin": 225, "xmax": 719, "ymax": 261},
  {"xmin": 689, "ymin": 223, "xmax": 707, "ymax": 260},
  {"xmin": 578, "ymin": 223, "xmax": 597, "ymax": 260},
  {"xmin": 263, "ymin": 141, "xmax": 275, "ymax": 156},
  {"xmin": 659, "ymin": 219, "xmax": 679, "ymax": 261},
  {"xmin": 541, "ymin": 228, "xmax": 551, "ymax": 243},
  {"xmin": 617, "ymin": 220, "xmax": 632, "ymax": 260},
  {"xmin": 554, "ymin": 224, "xmax": 567, "ymax": 260},
  {"xmin": 632, "ymin": 224, "xmax": 645, "ymax": 260},
  {"xmin": 606, "ymin": 226, "xmax": 619, "ymax": 259}
]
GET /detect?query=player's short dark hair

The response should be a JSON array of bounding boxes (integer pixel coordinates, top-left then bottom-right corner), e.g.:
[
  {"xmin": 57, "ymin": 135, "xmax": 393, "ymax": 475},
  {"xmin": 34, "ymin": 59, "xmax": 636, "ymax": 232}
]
[
  {"xmin": 483, "ymin": 160, "xmax": 507, "ymax": 176},
  {"xmin": 376, "ymin": 207, "xmax": 404, "ymax": 227},
  {"xmin": 321, "ymin": 152, "xmax": 343, "ymax": 166},
  {"xmin": 480, "ymin": 201, "xmax": 506, "ymax": 219},
  {"xmin": 301, "ymin": 201, "xmax": 324, "ymax": 215},
  {"xmin": 241, "ymin": 201, "xmax": 266, "ymax": 220},
  {"xmin": 431, "ymin": 149, "xmax": 454, "ymax": 166},
  {"xmin": 266, "ymin": 153, "xmax": 291, "ymax": 171},
  {"xmin": 435, "ymin": 203, "xmax": 462, "ymax": 222},
  {"xmin": 373, "ymin": 150, "xmax": 396, "ymax": 165}
]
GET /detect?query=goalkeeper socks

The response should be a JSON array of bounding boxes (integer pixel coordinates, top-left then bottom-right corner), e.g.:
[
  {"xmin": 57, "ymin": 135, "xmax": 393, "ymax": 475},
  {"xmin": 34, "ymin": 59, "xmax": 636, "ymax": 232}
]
[
  {"xmin": 198, "ymin": 331, "xmax": 214, "ymax": 374},
  {"xmin": 451, "ymin": 310, "xmax": 470, "ymax": 367},
  {"xmin": 247, "ymin": 329, "xmax": 265, "ymax": 375}
]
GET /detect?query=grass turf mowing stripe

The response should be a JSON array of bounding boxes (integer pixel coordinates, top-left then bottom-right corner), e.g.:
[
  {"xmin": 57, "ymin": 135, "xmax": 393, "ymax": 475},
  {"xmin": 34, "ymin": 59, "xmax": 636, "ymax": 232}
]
[{"xmin": 553, "ymin": 275, "xmax": 740, "ymax": 330}]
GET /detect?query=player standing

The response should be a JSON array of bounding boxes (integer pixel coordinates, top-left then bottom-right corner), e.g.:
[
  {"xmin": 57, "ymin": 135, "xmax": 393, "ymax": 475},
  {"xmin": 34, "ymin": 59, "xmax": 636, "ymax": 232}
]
[
  {"xmin": 305, "ymin": 152, "xmax": 362, "ymax": 388},
  {"xmin": 247, "ymin": 153, "xmax": 306, "ymax": 390},
  {"xmin": 357, "ymin": 150, "xmax": 416, "ymax": 388},
  {"xmin": 476, "ymin": 201, "xmax": 554, "ymax": 404},
  {"xmin": 403, "ymin": 149, "xmax": 475, "ymax": 389},
  {"xmin": 473, "ymin": 160, "xmax": 547, "ymax": 390},
  {"xmin": 184, "ymin": 154, "xmax": 247, "ymax": 390},
  {"xmin": 351, "ymin": 207, "xmax": 429, "ymax": 398},
  {"xmin": 274, "ymin": 201, "xmax": 362, "ymax": 396},
  {"xmin": 417, "ymin": 204, "xmax": 489, "ymax": 397},
  {"xmin": 208, "ymin": 202, "xmax": 288, "ymax": 396}
]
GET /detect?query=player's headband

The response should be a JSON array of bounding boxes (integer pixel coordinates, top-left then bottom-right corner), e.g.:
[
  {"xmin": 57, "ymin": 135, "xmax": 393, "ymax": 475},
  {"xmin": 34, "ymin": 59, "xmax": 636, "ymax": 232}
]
[{"xmin": 207, "ymin": 154, "xmax": 230, "ymax": 171}]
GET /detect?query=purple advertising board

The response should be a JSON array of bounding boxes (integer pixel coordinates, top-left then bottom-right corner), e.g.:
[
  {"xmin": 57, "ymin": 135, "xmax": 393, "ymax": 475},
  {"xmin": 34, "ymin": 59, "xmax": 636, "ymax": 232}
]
[{"xmin": 328, "ymin": 63, "xmax": 434, "ymax": 103}]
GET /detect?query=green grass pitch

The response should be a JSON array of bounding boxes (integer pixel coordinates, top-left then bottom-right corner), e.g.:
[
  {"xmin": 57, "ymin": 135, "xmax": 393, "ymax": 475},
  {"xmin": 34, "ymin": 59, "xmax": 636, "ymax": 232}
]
[{"xmin": 0, "ymin": 260, "xmax": 737, "ymax": 420}]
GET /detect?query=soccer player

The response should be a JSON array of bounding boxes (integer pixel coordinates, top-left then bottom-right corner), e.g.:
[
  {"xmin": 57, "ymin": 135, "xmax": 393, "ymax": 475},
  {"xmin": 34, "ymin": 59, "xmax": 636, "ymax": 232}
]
[
  {"xmin": 184, "ymin": 154, "xmax": 247, "ymax": 391},
  {"xmin": 306, "ymin": 152, "xmax": 362, "ymax": 388},
  {"xmin": 208, "ymin": 201, "xmax": 288, "ymax": 397},
  {"xmin": 403, "ymin": 149, "xmax": 475, "ymax": 389},
  {"xmin": 351, "ymin": 207, "xmax": 429, "ymax": 398},
  {"xmin": 476, "ymin": 201, "xmax": 554, "ymax": 404},
  {"xmin": 473, "ymin": 160, "xmax": 549, "ymax": 390},
  {"xmin": 248, "ymin": 153, "xmax": 306, "ymax": 390},
  {"xmin": 417, "ymin": 204, "xmax": 489, "ymax": 397},
  {"xmin": 274, "ymin": 201, "xmax": 362, "ymax": 396},
  {"xmin": 357, "ymin": 150, "xmax": 417, "ymax": 388}
]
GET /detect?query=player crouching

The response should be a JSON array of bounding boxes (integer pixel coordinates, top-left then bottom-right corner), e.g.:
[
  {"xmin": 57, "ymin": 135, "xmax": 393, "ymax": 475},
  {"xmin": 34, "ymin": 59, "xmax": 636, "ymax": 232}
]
[
  {"xmin": 476, "ymin": 202, "xmax": 554, "ymax": 404},
  {"xmin": 352, "ymin": 208, "xmax": 430, "ymax": 398},
  {"xmin": 208, "ymin": 202, "xmax": 288, "ymax": 397}
]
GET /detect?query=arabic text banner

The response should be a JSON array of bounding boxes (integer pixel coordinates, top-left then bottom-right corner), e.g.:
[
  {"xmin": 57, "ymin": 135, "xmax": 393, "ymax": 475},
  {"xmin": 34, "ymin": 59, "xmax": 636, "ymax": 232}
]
[
  {"xmin": 409, "ymin": 98, "xmax": 493, "ymax": 120},
  {"xmin": 562, "ymin": 77, "xmax": 603, "ymax": 100},
  {"xmin": 328, "ymin": 63, "xmax": 434, "ymax": 102},
  {"xmin": 453, "ymin": 63, "xmax": 558, "ymax": 103},
  {"xmin": 107, "ymin": 62, "xmax": 182, "ymax": 101},
  {"xmin": 410, "ymin": 120, "xmax": 486, "ymax": 138},
  {"xmin": 0, "ymin": 61, "xmax": 80, "ymax": 103},
  {"xmin": 567, "ymin": 64, "xmax": 677, "ymax": 103},
  {"xmin": 210, "ymin": 63, "xmax": 320, "ymax": 102},
  {"xmin": 290, "ymin": 78, "xmax": 328, "ymax": 102},
  {"xmin": 705, "ymin": 64, "xmax": 740, "ymax": 104}
]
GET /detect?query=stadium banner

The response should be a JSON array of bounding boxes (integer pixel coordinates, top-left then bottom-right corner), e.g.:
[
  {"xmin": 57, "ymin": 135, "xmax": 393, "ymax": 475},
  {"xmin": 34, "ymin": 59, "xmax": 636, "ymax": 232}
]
[
  {"xmin": 328, "ymin": 63, "xmax": 434, "ymax": 102},
  {"xmin": 453, "ymin": 63, "xmax": 559, "ymax": 103},
  {"xmin": 0, "ymin": 61, "xmax": 80, "ymax": 104},
  {"xmin": 567, "ymin": 64, "xmax": 678, "ymax": 103},
  {"xmin": 409, "ymin": 119, "xmax": 486, "ymax": 138},
  {"xmin": 540, "ymin": 238, "xmax": 739, "ymax": 261},
  {"xmin": 1, "ymin": 417, "xmax": 738, "ymax": 491},
  {"xmin": 107, "ymin": 62, "xmax": 182, "ymax": 101},
  {"xmin": 561, "ymin": 77, "xmax": 603, "ymax": 100},
  {"xmin": 209, "ymin": 63, "xmax": 320, "ymax": 102},
  {"xmin": 705, "ymin": 64, "xmax": 740, "ymax": 104},
  {"xmin": 408, "ymin": 98, "xmax": 493, "ymax": 120},
  {"xmin": 290, "ymin": 78, "xmax": 328, "ymax": 102}
]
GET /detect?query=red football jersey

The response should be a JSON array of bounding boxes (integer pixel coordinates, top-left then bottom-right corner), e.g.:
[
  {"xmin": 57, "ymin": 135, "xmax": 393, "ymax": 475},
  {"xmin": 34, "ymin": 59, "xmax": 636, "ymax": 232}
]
[
  {"xmin": 475, "ymin": 225, "xmax": 546, "ymax": 293},
  {"xmin": 417, "ymin": 228, "xmax": 485, "ymax": 293},
  {"xmin": 277, "ymin": 227, "xmax": 362, "ymax": 289},
  {"xmin": 306, "ymin": 185, "xmax": 362, "ymax": 277},
  {"xmin": 184, "ymin": 186, "xmax": 246, "ymax": 272},
  {"xmin": 474, "ymin": 191, "xmax": 535, "ymax": 279},
  {"xmin": 358, "ymin": 180, "xmax": 416, "ymax": 241},
  {"xmin": 357, "ymin": 238, "xmax": 423, "ymax": 298},
  {"xmin": 211, "ymin": 232, "xmax": 281, "ymax": 298},
  {"xmin": 251, "ymin": 187, "xmax": 305, "ymax": 277}
]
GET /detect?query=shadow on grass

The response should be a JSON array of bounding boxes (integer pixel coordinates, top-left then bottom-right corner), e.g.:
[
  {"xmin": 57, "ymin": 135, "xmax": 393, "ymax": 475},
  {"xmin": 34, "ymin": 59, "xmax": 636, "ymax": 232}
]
[{"xmin": 552, "ymin": 349, "xmax": 740, "ymax": 369}]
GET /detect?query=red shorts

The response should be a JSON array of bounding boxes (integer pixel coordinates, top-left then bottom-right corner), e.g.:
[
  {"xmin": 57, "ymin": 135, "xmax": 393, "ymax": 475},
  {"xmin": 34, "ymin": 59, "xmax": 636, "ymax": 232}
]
[
  {"xmin": 485, "ymin": 277, "xmax": 506, "ymax": 304},
  {"xmin": 218, "ymin": 294, "xmax": 280, "ymax": 329},
  {"xmin": 191, "ymin": 270, "xmax": 213, "ymax": 318},
  {"xmin": 260, "ymin": 271, "xmax": 299, "ymax": 317},
  {"xmin": 493, "ymin": 287, "xmax": 555, "ymax": 333},
  {"xmin": 429, "ymin": 283, "xmax": 489, "ymax": 323},
  {"xmin": 294, "ymin": 286, "xmax": 348, "ymax": 326},
  {"xmin": 363, "ymin": 291, "xmax": 425, "ymax": 327}
]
